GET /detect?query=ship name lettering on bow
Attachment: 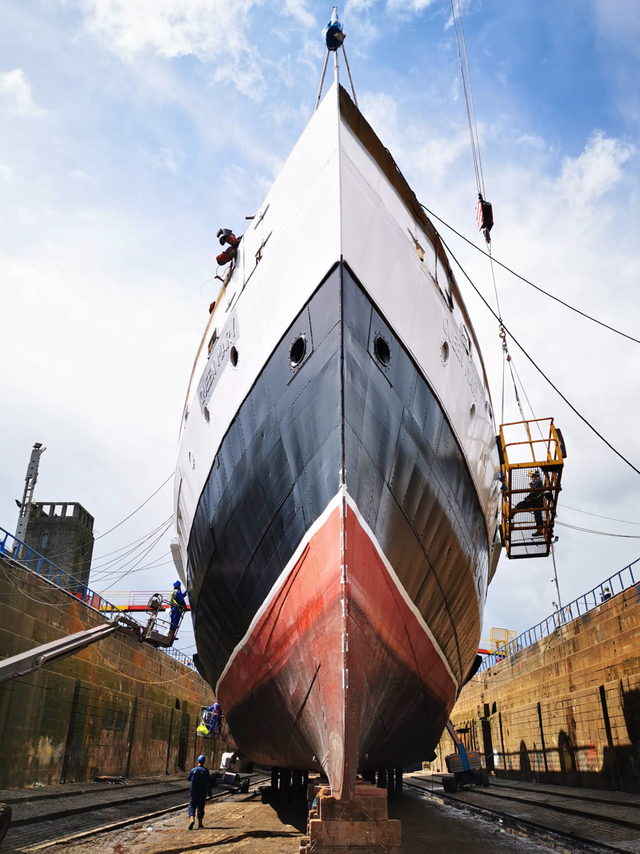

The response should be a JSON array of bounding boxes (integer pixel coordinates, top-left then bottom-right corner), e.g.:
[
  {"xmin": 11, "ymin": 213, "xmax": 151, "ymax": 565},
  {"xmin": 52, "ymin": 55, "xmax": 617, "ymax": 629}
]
[{"xmin": 198, "ymin": 312, "xmax": 239, "ymax": 411}]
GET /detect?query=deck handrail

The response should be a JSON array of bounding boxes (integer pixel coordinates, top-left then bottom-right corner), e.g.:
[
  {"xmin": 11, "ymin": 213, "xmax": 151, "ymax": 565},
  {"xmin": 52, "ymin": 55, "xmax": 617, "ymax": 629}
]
[
  {"xmin": 0, "ymin": 526, "xmax": 197, "ymax": 672},
  {"xmin": 479, "ymin": 558, "xmax": 639, "ymax": 672}
]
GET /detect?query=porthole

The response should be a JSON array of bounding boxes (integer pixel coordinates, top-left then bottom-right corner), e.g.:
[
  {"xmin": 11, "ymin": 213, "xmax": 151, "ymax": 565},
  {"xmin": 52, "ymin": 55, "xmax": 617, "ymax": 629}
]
[
  {"xmin": 290, "ymin": 335, "xmax": 306, "ymax": 368},
  {"xmin": 230, "ymin": 346, "xmax": 238, "ymax": 367},
  {"xmin": 374, "ymin": 335, "xmax": 391, "ymax": 367},
  {"xmin": 441, "ymin": 341, "xmax": 450, "ymax": 364},
  {"xmin": 470, "ymin": 403, "xmax": 476, "ymax": 419},
  {"xmin": 204, "ymin": 405, "xmax": 210, "ymax": 424}
]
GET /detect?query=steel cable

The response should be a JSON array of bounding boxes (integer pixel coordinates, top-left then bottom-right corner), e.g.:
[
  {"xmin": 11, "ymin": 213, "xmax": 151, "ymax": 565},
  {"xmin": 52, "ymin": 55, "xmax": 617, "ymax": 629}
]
[
  {"xmin": 420, "ymin": 203, "xmax": 640, "ymax": 345},
  {"xmin": 433, "ymin": 228, "xmax": 640, "ymax": 477}
]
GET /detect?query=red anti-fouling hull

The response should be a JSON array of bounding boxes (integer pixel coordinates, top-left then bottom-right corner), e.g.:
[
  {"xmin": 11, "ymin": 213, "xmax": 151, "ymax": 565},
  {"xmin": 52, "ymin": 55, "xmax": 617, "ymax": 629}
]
[{"xmin": 217, "ymin": 496, "xmax": 457, "ymax": 800}]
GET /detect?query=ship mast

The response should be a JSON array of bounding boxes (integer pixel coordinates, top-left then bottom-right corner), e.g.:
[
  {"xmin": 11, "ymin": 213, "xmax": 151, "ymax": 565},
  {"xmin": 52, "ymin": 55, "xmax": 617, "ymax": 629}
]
[{"xmin": 315, "ymin": 7, "xmax": 358, "ymax": 110}]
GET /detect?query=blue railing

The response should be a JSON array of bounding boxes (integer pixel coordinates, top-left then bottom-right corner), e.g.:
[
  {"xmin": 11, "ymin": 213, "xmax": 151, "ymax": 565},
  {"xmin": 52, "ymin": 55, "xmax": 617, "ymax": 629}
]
[
  {"xmin": 0, "ymin": 526, "xmax": 197, "ymax": 672},
  {"xmin": 479, "ymin": 559, "xmax": 639, "ymax": 672}
]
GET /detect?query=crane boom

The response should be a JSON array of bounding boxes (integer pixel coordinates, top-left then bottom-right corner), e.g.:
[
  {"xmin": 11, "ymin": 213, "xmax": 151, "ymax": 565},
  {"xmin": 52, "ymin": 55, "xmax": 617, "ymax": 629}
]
[{"xmin": 0, "ymin": 616, "xmax": 140, "ymax": 686}]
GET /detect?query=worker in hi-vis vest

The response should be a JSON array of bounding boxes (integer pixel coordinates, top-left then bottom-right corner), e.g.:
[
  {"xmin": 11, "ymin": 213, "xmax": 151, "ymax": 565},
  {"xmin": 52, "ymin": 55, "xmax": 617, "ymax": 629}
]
[{"xmin": 169, "ymin": 581, "xmax": 187, "ymax": 639}]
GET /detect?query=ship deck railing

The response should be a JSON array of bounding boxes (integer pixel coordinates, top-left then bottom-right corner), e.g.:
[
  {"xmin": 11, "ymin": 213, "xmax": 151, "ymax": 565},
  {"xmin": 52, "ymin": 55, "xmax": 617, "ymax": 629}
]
[
  {"xmin": 0, "ymin": 525, "xmax": 197, "ymax": 672},
  {"xmin": 479, "ymin": 559, "xmax": 639, "ymax": 673}
]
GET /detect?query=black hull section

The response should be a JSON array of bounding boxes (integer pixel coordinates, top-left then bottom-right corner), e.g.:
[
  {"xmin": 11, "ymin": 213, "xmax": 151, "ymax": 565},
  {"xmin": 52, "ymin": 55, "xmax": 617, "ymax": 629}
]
[{"xmin": 188, "ymin": 263, "xmax": 489, "ymax": 690}]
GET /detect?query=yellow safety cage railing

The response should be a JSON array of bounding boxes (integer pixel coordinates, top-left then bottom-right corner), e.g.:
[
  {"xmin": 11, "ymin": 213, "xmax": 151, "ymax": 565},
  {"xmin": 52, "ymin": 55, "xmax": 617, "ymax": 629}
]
[{"xmin": 498, "ymin": 418, "xmax": 566, "ymax": 559}]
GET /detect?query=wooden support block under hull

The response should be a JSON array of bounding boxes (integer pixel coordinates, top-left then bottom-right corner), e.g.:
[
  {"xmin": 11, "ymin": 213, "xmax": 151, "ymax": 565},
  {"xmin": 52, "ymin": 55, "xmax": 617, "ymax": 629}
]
[
  {"xmin": 301, "ymin": 782, "xmax": 401, "ymax": 854},
  {"xmin": 319, "ymin": 784, "xmax": 388, "ymax": 821}
]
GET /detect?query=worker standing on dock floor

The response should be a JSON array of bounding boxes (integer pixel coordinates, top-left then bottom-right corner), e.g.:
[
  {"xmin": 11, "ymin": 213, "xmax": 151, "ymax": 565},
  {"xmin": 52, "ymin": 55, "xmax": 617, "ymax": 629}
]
[{"xmin": 187, "ymin": 755, "xmax": 212, "ymax": 829}]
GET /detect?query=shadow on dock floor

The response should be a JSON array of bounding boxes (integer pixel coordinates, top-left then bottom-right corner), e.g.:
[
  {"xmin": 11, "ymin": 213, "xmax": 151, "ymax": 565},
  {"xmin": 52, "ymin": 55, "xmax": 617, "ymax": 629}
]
[{"xmin": 4, "ymin": 780, "xmax": 605, "ymax": 854}]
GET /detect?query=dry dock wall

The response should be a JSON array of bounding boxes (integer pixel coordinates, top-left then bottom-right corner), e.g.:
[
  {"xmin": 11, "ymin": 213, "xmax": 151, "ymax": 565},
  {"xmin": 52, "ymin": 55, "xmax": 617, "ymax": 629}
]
[
  {"xmin": 436, "ymin": 583, "xmax": 640, "ymax": 793},
  {"xmin": 0, "ymin": 556, "xmax": 223, "ymax": 789}
]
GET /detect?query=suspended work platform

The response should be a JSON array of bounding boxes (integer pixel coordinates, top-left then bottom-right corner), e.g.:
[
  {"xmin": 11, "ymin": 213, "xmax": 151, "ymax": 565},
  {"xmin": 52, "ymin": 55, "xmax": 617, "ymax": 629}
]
[
  {"xmin": 196, "ymin": 704, "xmax": 224, "ymax": 740},
  {"xmin": 498, "ymin": 418, "xmax": 566, "ymax": 559}
]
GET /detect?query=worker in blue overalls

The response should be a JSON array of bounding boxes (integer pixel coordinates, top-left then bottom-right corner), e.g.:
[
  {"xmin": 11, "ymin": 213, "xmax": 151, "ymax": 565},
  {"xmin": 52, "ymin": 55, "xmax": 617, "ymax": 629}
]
[
  {"xmin": 169, "ymin": 581, "xmax": 187, "ymax": 641},
  {"xmin": 187, "ymin": 754, "xmax": 212, "ymax": 829},
  {"xmin": 207, "ymin": 701, "xmax": 222, "ymax": 734}
]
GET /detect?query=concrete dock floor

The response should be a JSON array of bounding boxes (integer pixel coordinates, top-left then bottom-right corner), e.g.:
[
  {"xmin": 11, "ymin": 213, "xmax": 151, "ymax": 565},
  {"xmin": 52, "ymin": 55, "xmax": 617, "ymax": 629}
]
[{"xmin": 27, "ymin": 786, "xmax": 598, "ymax": 854}]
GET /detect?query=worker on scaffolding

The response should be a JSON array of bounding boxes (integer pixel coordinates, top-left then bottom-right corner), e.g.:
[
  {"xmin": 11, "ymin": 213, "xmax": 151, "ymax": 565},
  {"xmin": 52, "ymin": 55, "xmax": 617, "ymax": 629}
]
[
  {"xmin": 187, "ymin": 754, "xmax": 212, "ymax": 830},
  {"xmin": 513, "ymin": 469, "xmax": 545, "ymax": 536},
  {"xmin": 169, "ymin": 581, "xmax": 187, "ymax": 640}
]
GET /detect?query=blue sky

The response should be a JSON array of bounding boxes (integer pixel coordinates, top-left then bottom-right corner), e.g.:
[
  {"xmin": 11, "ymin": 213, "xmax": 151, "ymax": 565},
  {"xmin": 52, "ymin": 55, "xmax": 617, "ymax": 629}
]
[{"xmin": 1, "ymin": 0, "xmax": 640, "ymax": 658}]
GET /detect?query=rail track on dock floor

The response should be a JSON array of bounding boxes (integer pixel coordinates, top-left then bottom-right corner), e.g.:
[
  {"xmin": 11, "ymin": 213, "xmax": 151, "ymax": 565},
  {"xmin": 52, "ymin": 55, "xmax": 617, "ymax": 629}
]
[
  {"xmin": 1, "ymin": 774, "xmax": 268, "ymax": 853},
  {"xmin": 406, "ymin": 774, "xmax": 640, "ymax": 853}
]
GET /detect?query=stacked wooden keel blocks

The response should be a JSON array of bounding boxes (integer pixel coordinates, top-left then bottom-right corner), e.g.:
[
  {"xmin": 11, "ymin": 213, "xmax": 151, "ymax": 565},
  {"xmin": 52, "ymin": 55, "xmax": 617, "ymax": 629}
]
[{"xmin": 300, "ymin": 781, "xmax": 401, "ymax": 854}]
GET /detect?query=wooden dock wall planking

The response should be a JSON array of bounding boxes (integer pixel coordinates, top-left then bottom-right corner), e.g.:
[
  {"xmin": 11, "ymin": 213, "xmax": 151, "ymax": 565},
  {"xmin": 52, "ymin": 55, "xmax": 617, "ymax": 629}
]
[
  {"xmin": 435, "ymin": 583, "xmax": 640, "ymax": 793},
  {"xmin": 0, "ymin": 556, "xmax": 225, "ymax": 789}
]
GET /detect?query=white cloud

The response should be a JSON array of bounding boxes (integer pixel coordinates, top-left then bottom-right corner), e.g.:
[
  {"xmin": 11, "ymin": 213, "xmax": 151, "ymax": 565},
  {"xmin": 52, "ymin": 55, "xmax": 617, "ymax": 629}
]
[
  {"xmin": 65, "ymin": 0, "xmax": 316, "ymax": 99},
  {"xmin": 345, "ymin": 0, "xmax": 435, "ymax": 46},
  {"xmin": 0, "ymin": 69, "xmax": 45, "ymax": 117},
  {"xmin": 592, "ymin": 0, "xmax": 640, "ymax": 57},
  {"xmin": 69, "ymin": 169, "xmax": 95, "ymax": 180},
  {"xmin": 70, "ymin": 0, "xmax": 254, "ymax": 60},
  {"xmin": 360, "ymin": 91, "xmax": 473, "ymax": 192},
  {"xmin": 345, "ymin": 0, "xmax": 375, "ymax": 10},
  {"xmin": 282, "ymin": 0, "xmax": 315, "ymax": 28},
  {"xmin": 386, "ymin": 0, "xmax": 436, "ymax": 12},
  {"xmin": 516, "ymin": 133, "xmax": 546, "ymax": 150},
  {"xmin": 144, "ymin": 147, "xmax": 179, "ymax": 173},
  {"xmin": 559, "ymin": 131, "xmax": 634, "ymax": 206}
]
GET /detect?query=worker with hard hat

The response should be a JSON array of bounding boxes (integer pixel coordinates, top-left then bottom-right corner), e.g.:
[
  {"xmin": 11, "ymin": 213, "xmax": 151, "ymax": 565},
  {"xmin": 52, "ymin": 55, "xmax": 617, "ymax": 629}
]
[
  {"xmin": 514, "ymin": 469, "xmax": 545, "ymax": 536},
  {"xmin": 207, "ymin": 701, "xmax": 222, "ymax": 734},
  {"xmin": 187, "ymin": 754, "xmax": 212, "ymax": 830},
  {"xmin": 169, "ymin": 580, "xmax": 187, "ymax": 640}
]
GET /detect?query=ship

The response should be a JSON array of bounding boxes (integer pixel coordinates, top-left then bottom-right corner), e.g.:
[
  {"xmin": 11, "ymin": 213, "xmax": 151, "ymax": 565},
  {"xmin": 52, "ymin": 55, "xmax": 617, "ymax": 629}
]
[{"xmin": 173, "ymin": 27, "xmax": 502, "ymax": 802}]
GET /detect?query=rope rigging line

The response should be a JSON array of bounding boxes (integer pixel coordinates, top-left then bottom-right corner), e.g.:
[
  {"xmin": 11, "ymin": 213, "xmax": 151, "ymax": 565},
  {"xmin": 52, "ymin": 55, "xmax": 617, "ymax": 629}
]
[
  {"xmin": 89, "ymin": 517, "xmax": 174, "ymax": 576},
  {"xmin": 449, "ymin": 0, "xmax": 484, "ymax": 199},
  {"xmin": 420, "ymin": 203, "xmax": 640, "ymax": 345},
  {"xmin": 96, "ymin": 520, "xmax": 174, "ymax": 591},
  {"xmin": 456, "ymin": 0, "xmax": 486, "ymax": 198},
  {"xmin": 510, "ymin": 358, "xmax": 538, "ymax": 424},
  {"xmin": 43, "ymin": 472, "xmax": 175, "ymax": 561},
  {"xmin": 448, "ymin": 0, "xmax": 534, "ymax": 437},
  {"xmin": 90, "ymin": 516, "xmax": 175, "ymax": 567},
  {"xmin": 1, "ymin": 564, "xmax": 85, "ymax": 609},
  {"xmin": 555, "ymin": 521, "xmax": 640, "ymax": 539},
  {"xmin": 559, "ymin": 505, "xmax": 640, "ymax": 527},
  {"xmin": 501, "ymin": 338, "xmax": 546, "ymax": 440},
  {"xmin": 433, "ymin": 228, "xmax": 640, "ymax": 478},
  {"xmin": 92, "ymin": 645, "xmax": 194, "ymax": 685}
]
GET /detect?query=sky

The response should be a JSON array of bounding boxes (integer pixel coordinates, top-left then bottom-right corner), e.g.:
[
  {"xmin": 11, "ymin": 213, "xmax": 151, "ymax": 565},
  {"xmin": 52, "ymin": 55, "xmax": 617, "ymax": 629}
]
[{"xmin": 1, "ymin": 0, "xmax": 640, "ymax": 660}]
